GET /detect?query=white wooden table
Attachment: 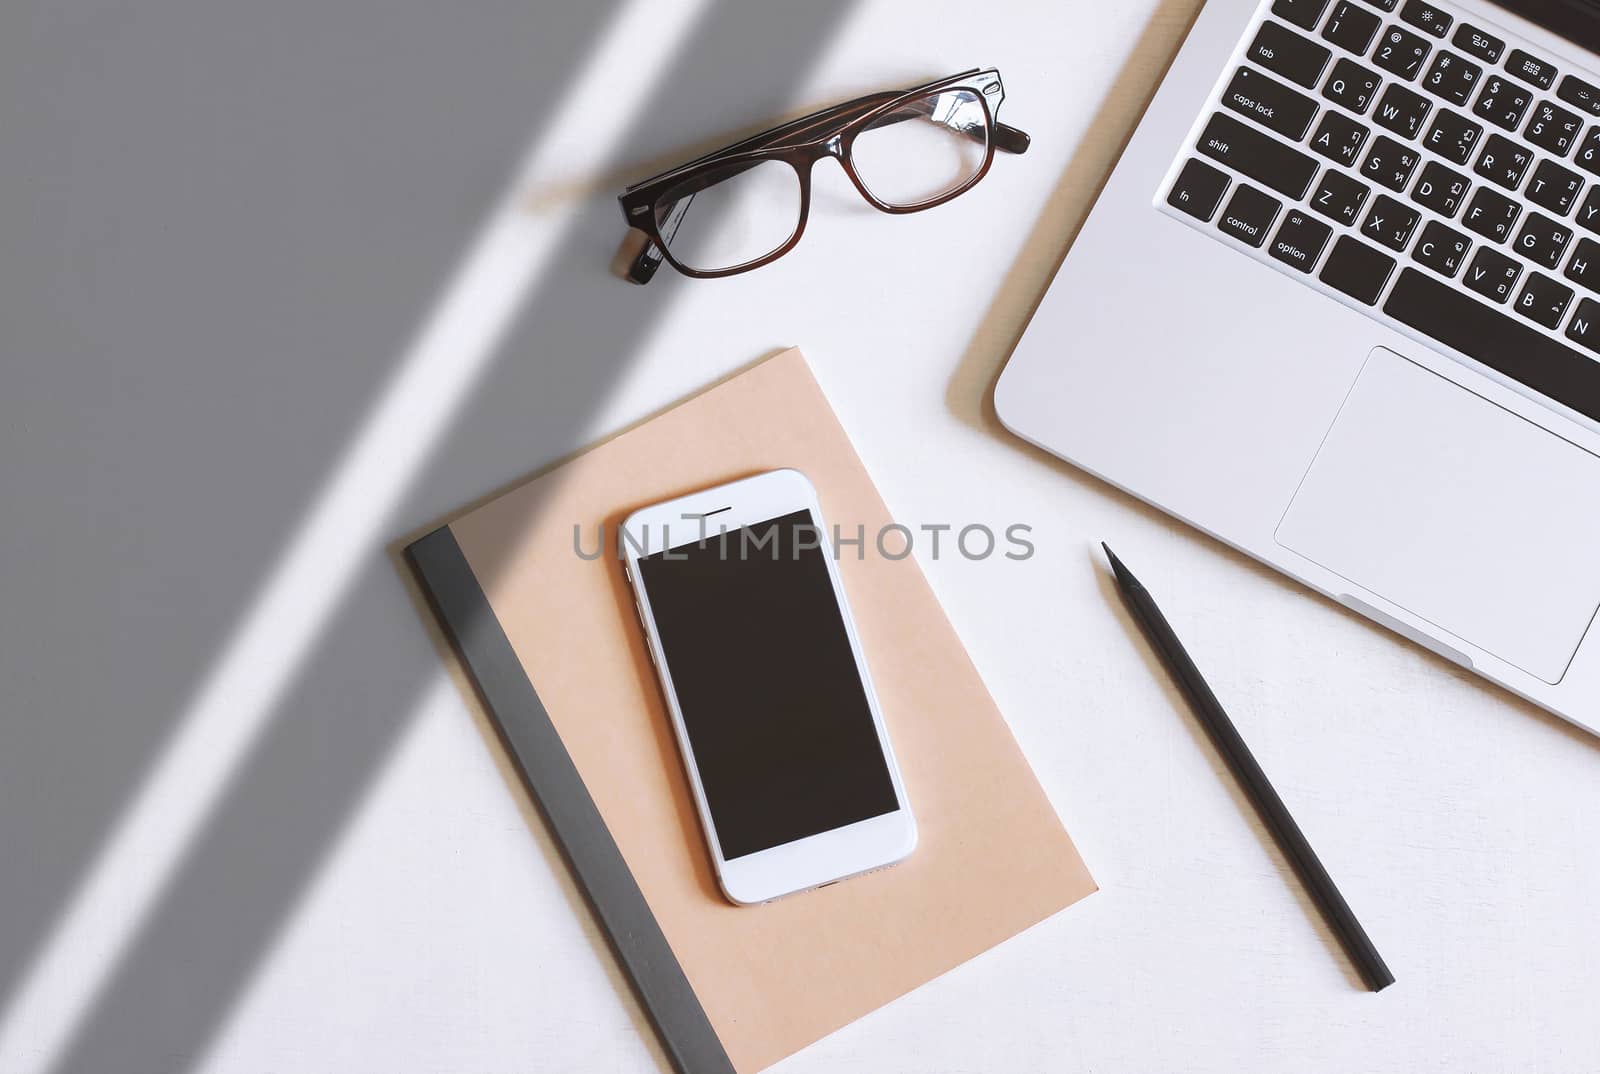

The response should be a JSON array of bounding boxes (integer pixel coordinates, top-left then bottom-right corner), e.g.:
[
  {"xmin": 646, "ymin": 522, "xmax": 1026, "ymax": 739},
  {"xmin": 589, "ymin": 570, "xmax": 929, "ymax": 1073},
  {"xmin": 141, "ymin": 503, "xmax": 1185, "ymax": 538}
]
[{"xmin": 3, "ymin": 2, "xmax": 1597, "ymax": 1071}]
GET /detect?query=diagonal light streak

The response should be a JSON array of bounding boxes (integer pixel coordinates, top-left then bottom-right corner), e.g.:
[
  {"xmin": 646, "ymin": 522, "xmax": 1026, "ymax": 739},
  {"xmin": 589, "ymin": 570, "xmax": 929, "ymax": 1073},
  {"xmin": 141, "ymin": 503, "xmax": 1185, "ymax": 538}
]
[{"xmin": 0, "ymin": 3, "xmax": 711, "ymax": 1070}]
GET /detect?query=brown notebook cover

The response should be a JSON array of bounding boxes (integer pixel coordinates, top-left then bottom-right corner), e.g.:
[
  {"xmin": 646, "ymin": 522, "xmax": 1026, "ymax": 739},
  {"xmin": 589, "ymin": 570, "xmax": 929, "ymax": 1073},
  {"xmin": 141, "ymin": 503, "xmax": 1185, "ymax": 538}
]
[{"xmin": 407, "ymin": 348, "xmax": 1095, "ymax": 1074}]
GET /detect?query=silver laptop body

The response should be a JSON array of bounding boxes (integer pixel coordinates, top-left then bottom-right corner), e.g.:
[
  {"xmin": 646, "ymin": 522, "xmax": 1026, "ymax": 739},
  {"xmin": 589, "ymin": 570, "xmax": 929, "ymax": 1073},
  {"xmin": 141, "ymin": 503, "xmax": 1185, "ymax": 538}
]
[{"xmin": 999, "ymin": 0, "xmax": 1600, "ymax": 731}]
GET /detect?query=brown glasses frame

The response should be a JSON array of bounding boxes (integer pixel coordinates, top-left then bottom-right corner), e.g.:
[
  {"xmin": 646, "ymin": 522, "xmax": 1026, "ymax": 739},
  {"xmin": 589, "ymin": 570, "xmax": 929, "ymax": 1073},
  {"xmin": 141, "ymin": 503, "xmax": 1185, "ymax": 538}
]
[{"xmin": 617, "ymin": 67, "xmax": 1029, "ymax": 283}]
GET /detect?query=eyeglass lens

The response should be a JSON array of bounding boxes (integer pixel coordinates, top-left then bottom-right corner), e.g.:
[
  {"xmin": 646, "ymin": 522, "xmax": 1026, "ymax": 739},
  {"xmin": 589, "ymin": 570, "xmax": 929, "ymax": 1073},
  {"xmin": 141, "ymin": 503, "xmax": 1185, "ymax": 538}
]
[
  {"xmin": 850, "ymin": 88, "xmax": 989, "ymax": 208},
  {"xmin": 653, "ymin": 159, "xmax": 803, "ymax": 274}
]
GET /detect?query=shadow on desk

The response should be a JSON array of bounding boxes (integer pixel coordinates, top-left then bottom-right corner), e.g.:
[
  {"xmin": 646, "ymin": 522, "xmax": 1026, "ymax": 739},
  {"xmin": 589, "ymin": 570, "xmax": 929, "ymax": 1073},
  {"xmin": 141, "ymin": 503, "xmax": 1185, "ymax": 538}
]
[{"xmin": 0, "ymin": 5, "xmax": 864, "ymax": 1074}]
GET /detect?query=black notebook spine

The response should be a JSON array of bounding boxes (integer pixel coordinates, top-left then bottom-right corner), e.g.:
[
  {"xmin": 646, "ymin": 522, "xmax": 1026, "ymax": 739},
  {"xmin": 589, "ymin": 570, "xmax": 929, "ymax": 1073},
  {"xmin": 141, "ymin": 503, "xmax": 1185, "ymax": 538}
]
[{"xmin": 405, "ymin": 526, "xmax": 735, "ymax": 1074}]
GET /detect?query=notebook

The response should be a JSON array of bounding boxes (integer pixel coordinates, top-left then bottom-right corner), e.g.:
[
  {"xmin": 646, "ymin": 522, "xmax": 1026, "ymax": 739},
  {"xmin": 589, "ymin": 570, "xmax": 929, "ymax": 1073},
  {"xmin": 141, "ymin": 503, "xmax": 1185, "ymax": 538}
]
[{"xmin": 405, "ymin": 347, "xmax": 1095, "ymax": 1074}]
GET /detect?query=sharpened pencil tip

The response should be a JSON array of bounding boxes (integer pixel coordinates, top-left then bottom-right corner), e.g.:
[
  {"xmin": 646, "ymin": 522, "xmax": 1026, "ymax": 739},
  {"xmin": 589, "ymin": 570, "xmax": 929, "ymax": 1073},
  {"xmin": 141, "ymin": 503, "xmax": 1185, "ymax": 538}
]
[
  {"xmin": 1100, "ymin": 541, "xmax": 1124, "ymax": 573},
  {"xmin": 1099, "ymin": 541, "xmax": 1138, "ymax": 590}
]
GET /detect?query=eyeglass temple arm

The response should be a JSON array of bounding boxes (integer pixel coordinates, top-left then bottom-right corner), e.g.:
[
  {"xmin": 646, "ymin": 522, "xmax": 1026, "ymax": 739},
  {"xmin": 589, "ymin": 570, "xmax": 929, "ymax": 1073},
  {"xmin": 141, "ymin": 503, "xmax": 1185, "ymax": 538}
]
[
  {"xmin": 992, "ymin": 122, "xmax": 1031, "ymax": 154},
  {"xmin": 627, "ymin": 192, "xmax": 695, "ymax": 284},
  {"xmin": 889, "ymin": 95, "xmax": 1031, "ymax": 153},
  {"xmin": 627, "ymin": 107, "xmax": 1030, "ymax": 284}
]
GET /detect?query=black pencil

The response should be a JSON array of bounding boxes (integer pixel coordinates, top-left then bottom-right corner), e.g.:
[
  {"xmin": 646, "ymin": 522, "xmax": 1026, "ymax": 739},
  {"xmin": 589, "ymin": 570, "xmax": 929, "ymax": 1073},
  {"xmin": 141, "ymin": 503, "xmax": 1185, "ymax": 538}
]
[{"xmin": 1101, "ymin": 542, "xmax": 1394, "ymax": 993}]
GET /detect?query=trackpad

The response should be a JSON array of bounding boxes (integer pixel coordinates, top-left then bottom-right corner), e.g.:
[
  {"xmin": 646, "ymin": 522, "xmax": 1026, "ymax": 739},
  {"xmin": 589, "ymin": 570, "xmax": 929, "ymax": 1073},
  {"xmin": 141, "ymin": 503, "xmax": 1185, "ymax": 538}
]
[{"xmin": 1276, "ymin": 348, "xmax": 1600, "ymax": 684}]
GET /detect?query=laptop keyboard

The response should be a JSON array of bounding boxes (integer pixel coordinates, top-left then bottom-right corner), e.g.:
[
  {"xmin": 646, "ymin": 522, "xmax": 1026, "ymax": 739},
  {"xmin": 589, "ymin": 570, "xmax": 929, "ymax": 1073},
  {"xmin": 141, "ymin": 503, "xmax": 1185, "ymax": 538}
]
[{"xmin": 1161, "ymin": 0, "xmax": 1600, "ymax": 423}]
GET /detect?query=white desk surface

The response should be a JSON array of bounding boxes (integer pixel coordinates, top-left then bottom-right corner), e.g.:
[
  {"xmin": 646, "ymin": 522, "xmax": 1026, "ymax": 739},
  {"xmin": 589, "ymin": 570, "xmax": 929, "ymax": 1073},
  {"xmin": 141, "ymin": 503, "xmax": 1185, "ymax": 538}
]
[{"xmin": 3, "ymin": 2, "xmax": 1599, "ymax": 1072}]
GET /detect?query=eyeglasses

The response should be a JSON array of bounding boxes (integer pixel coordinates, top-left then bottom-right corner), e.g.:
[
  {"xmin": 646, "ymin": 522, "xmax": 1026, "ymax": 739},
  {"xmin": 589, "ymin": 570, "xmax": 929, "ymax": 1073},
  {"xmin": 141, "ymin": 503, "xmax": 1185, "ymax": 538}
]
[{"xmin": 617, "ymin": 68, "xmax": 1029, "ymax": 283}]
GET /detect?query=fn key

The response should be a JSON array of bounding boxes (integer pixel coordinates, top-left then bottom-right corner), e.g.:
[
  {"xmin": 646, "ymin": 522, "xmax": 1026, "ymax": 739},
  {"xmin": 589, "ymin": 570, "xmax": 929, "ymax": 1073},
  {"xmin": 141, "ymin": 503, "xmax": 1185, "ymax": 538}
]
[{"xmin": 1167, "ymin": 158, "xmax": 1230, "ymax": 221}]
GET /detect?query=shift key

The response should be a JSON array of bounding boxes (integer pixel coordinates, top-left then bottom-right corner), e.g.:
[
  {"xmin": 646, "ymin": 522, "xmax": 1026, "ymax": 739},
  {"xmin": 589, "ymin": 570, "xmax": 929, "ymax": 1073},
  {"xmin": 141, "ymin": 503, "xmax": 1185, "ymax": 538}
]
[{"xmin": 1197, "ymin": 112, "xmax": 1319, "ymax": 199}]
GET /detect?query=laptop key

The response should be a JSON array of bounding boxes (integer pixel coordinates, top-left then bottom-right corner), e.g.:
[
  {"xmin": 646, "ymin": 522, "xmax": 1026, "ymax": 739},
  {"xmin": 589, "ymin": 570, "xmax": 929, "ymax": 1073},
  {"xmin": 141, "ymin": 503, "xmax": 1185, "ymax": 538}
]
[
  {"xmin": 1320, "ymin": 234, "xmax": 1396, "ymax": 303},
  {"xmin": 1167, "ymin": 158, "xmax": 1231, "ymax": 221},
  {"xmin": 1362, "ymin": 194, "xmax": 1421, "ymax": 250},
  {"xmin": 1462, "ymin": 186, "xmax": 1521, "ymax": 242},
  {"xmin": 1473, "ymin": 133, "xmax": 1533, "ymax": 190},
  {"xmin": 1567, "ymin": 297, "xmax": 1600, "ymax": 356},
  {"xmin": 1564, "ymin": 236, "xmax": 1600, "ymax": 292},
  {"xmin": 1526, "ymin": 159, "xmax": 1584, "ymax": 216},
  {"xmin": 1421, "ymin": 50, "xmax": 1481, "ymax": 107},
  {"xmin": 1218, "ymin": 184, "xmax": 1282, "ymax": 247},
  {"xmin": 1374, "ymin": 25, "xmax": 1431, "ymax": 80},
  {"xmin": 1323, "ymin": 2, "xmax": 1381, "ymax": 54},
  {"xmin": 1515, "ymin": 272, "xmax": 1575, "ymax": 328},
  {"xmin": 1474, "ymin": 76, "xmax": 1532, "ymax": 130},
  {"xmin": 1400, "ymin": 0, "xmax": 1450, "ymax": 38},
  {"xmin": 1270, "ymin": 207, "xmax": 1334, "ymax": 271},
  {"xmin": 1197, "ymin": 113, "xmax": 1319, "ymax": 198},
  {"xmin": 1323, "ymin": 58, "xmax": 1382, "ymax": 114},
  {"xmin": 1576, "ymin": 186, "xmax": 1600, "ymax": 234},
  {"xmin": 1505, "ymin": 49, "xmax": 1557, "ymax": 91},
  {"xmin": 1451, "ymin": 23, "xmax": 1503, "ymax": 64},
  {"xmin": 1464, "ymin": 246, "xmax": 1522, "ymax": 302},
  {"xmin": 1271, "ymin": 0, "xmax": 1332, "ymax": 31},
  {"xmin": 1364, "ymin": 0, "xmax": 1399, "ymax": 10},
  {"xmin": 1411, "ymin": 160, "xmax": 1469, "ymax": 217},
  {"xmin": 1424, "ymin": 108, "xmax": 1482, "ymax": 165},
  {"xmin": 1373, "ymin": 83, "xmax": 1432, "ymax": 138},
  {"xmin": 1525, "ymin": 100, "xmax": 1582, "ymax": 157},
  {"xmin": 1412, "ymin": 219, "xmax": 1471, "ymax": 277},
  {"xmin": 1557, "ymin": 74, "xmax": 1600, "ymax": 118},
  {"xmin": 1575, "ymin": 127, "xmax": 1600, "ymax": 177},
  {"xmin": 1223, "ymin": 67, "xmax": 1319, "ymax": 139},
  {"xmin": 1249, "ymin": 21, "xmax": 1333, "ymax": 89},
  {"xmin": 1310, "ymin": 110, "xmax": 1371, "ymax": 165},
  {"xmin": 1362, "ymin": 134, "xmax": 1420, "ymax": 190},
  {"xmin": 1515, "ymin": 212, "xmax": 1574, "ymax": 269},
  {"xmin": 1311, "ymin": 168, "xmax": 1371, "ymax": 225},
  {"xmin": 1384, "ymin": 268, "xmax": 1600, "ymax": 421}
]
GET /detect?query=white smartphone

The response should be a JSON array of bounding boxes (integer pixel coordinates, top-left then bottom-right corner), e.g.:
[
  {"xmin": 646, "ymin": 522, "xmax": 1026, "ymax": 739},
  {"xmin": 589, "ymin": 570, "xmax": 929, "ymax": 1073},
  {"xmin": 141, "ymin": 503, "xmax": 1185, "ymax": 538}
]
[{"xmin": 620, "ymin": 468, "xmax": 917, "ymax": 905}]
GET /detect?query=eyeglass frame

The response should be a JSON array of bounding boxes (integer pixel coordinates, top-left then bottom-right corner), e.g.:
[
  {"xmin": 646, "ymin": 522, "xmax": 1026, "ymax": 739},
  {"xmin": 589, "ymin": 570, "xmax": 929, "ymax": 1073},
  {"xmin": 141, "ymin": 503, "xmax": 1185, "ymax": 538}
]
[{"xmin": 616, "ymin": 67, "xmax": 1030, "ymax": 283}]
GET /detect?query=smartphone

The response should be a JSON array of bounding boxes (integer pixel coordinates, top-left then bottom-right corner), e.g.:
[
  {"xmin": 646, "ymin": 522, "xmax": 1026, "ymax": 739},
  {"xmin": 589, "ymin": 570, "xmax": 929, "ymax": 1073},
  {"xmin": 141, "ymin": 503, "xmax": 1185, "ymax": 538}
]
[{"xmin": 621, "ymin": 469, "xmax": 917, "ymax": 904}]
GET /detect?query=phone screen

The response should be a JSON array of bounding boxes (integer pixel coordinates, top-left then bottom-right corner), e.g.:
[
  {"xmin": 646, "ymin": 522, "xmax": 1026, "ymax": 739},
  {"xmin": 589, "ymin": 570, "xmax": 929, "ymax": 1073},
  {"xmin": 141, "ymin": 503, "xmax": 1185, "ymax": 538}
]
[{"xmin": 636, "ymin": 509, "xmax": 899, "ymax": 860}]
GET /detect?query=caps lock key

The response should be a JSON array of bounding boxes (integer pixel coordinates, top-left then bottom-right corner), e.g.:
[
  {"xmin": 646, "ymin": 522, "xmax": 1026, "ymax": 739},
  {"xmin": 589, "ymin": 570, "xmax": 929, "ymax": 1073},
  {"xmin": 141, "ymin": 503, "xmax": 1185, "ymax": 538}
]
[{"xmin": 1222, "ymin": 67, "xmax": 1319, "ymax": 140}]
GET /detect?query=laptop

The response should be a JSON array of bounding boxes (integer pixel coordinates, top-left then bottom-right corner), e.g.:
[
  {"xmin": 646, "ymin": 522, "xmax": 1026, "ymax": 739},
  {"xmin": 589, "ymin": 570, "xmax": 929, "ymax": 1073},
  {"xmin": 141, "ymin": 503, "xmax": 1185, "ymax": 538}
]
[{"xmin": 997, "ymin": 0, "xmax": 1600, "ymax": 732}]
